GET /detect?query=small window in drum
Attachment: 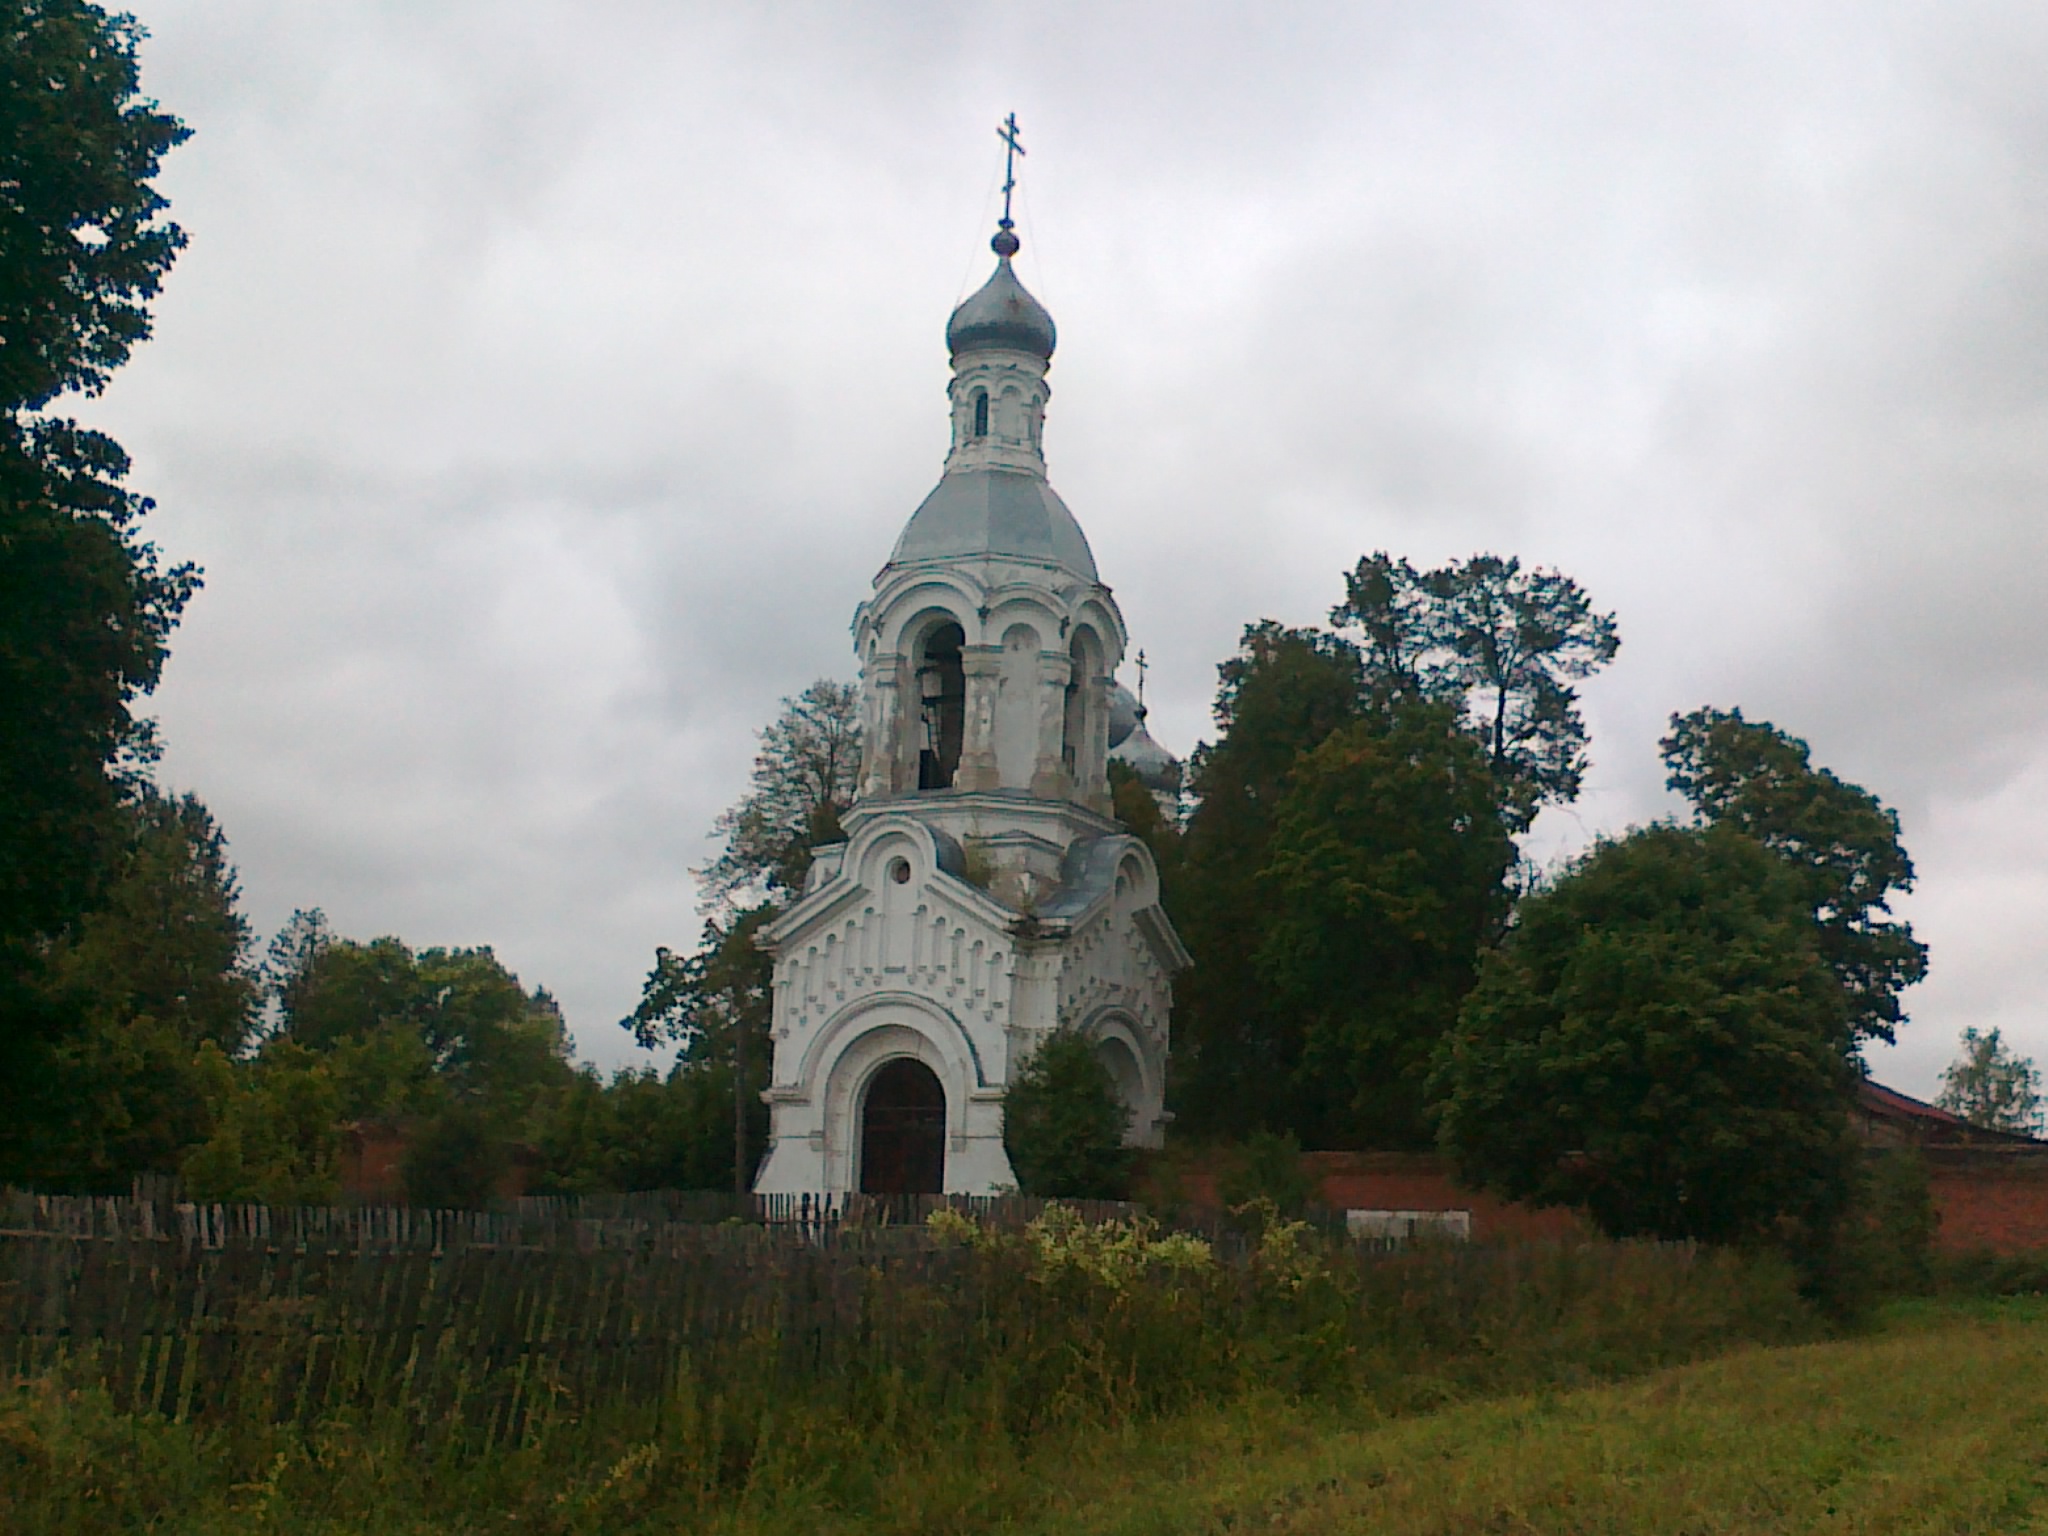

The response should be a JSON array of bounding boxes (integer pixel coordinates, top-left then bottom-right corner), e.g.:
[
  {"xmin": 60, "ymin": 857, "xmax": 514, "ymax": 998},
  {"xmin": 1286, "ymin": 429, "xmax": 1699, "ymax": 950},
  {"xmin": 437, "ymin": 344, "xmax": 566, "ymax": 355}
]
[
  {"xmin": 888, "ymin": 858, "xmax": 912, "ymax": 885},
  {"xmin": 973, "ymin": 391, "xmax": 989, "ymax": 437}
]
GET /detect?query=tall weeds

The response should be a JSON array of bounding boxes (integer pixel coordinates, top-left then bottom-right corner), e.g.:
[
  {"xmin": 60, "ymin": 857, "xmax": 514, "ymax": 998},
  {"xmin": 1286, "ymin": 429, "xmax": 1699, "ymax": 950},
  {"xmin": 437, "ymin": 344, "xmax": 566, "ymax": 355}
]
[{"xmin": 0, "ymin": 1211, "xmax": 1816, "ymax": 1534}]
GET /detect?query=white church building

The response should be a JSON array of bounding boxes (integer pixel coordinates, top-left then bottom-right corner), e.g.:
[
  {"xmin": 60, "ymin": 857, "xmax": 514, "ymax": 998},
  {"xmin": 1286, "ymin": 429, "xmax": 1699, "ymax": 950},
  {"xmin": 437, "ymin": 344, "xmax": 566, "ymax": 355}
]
[{"xmin": 750, "ymin": 211, "xmax": 1190, "ymax": 1197}]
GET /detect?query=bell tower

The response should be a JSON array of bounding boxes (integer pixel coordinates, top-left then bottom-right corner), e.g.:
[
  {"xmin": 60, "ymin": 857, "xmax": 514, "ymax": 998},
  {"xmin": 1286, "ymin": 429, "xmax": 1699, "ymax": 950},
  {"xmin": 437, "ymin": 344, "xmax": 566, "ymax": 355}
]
[{"xmin": 751, "ymin": 130, "xmax": 1188, "ymax": 1197}]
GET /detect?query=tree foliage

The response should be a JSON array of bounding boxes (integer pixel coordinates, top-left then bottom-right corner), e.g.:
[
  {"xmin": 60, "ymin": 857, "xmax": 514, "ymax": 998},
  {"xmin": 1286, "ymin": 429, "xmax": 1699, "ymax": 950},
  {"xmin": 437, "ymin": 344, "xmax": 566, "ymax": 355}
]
[
  {"xmin": 181, "ymin": 1041, "xmax": 346, "ymax": 1205},
  {"xmin": 1108, "ymin": 758, "xmax": 1179, "ymax": 877},
  {"xmin": 700, "ymin": 679, "xmax": 861, "ymax": 907},
  {"xmin": 1215, "ymin": 1129, "xmax": 1316, "ymax": 1218},
  {"xmin": 18, "ymin": 791, "xmax": 258, "ymax": 1189},
  {"xmin": 1936, "ymin": 1026, "xmax": 2043, "ymax": 1137},
  {"xmin": 622, "ymin": 680, "xmax": 859, "ymax": 1193},
  {"xmin": 44, "ymin": 790, "xmax": 258, "ymax": 1053},
  {"xmin": 0, "ymin": 2, "xmax": 194, "ymax": 1154},
  {"xmin": 1, "ymin": 2, "xmax": 190, "ymax": 413},
  {"xmin": 1170, "ymin": 624, "xmax": 1366, "ymax": 1137},
  {"xmin": 175, "ymin": 918, "xmax": 576, "ymax": 1205},
  {"xmin": 1334, "ymin": 552, "xmax": 1619, "ymax": 831},
  {"xmin": 1002, "ymin": 1029, "xmax": 1133, "ymax": 1199},
  {"xmin": 1256, "ymin": 707, "xmax": 1516, "ymax": 1147},
  {"xmin": 269, "ymin": 914, "xmax": 572, "ymax": 1118},
  {"xmin": 1433, "ymin": 823, "xmax": 1858, "ymax": 1245},
  {"xmin": 529, "ymin": 1063, "xmax": 753, "ymax": 1196},
  {"xmin": 621, "ymin": 907, "xmax": 773, "ymax": 1190},
  {"xmin": 1662, "ymin": 707, "xmax": 1927, "ymax": 1045}
]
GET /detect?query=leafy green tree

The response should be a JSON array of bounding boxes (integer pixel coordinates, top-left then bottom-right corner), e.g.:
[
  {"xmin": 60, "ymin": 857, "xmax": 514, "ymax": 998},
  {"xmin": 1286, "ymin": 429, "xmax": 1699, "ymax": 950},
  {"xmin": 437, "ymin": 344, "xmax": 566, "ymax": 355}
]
[
  {"xmin": 623, "ymin": 907, "xmax": 774, "ymax": 1192},
  {"xmin": 44, "ymin": 791, "xmax": 258, "ymax": 1052},
  {"xmin": 181, "ymin": 1041, "xmax": 346, "ymax": 1206},
  {"xmin": 623, "ymin": 681, "xmax": 859, "ymax": 1192},
  {"xmin": 1108, "ymin": 758, "xmax": 1180, "ymax": 879},
  {"xmin": 0, "ymin": 2, "xmax": 194, "ymax": 1171},
  {"xmin": 700, "ymin": 679, "xmax": 861, "ymax": 907},
  {"xmin": 1170, "ymin": 624, "xmax": 1365, "ymax": 1137},
  {"xmin": 248, "ymin": 918, "xmax": 571, "ymax": 1202},
  {"xmin": 1662, "ymin": 707, "xmax": 1927, "ymax": 1045},
  {"xmin": 529, "ymin": 1061, "xmax": 763, "ymax": 1195},
  {"xmin": 1333, "ymin": 553, "xmax": 1619, "ymax": 830},
  {"xmin": 1936, "ymin": 1026, "xmax": 2043, "ymax": 1136},
  {"xmin": 1432, "ymin": 824, "xmax": 1857, "ymax": 1245},
  {"xmin": 1256, "ymin": 706, "xmax": 1516, "ymax": 1148},
  {"xmin": 271, "ymin": 918, "xmax": 571, "ymax": 1118},
  {"xmin": 17, "ymin": 791, "xmax": 257, "ymax": 1190},
  {"xmin": 1002, "ymin": 1029, "xmax": 1133, "ymax": 1199}
]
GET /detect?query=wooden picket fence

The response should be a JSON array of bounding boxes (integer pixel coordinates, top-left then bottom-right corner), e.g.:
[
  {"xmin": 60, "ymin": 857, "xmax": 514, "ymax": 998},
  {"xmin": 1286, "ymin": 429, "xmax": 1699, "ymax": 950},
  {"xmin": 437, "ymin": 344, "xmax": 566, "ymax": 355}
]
[
  {"xmin": 0, "ymin": 1186, "xmax": 1148, "ymax": 1251},
  {"xmin": 0, "ymin": 1187, "xmax": 1164, "ymax": 1446}
]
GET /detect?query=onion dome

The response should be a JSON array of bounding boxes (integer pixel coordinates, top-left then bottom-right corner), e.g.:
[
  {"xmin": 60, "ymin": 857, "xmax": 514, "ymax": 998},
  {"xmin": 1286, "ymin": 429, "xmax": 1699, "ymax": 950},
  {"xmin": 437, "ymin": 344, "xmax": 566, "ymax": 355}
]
[
  {"xmin": 945, "ymin": 228, "xmax": 1057, "ymax": 361},
  {"xmin": 1110, "ymin": 704, "xmax": 1182, "ymax": 798},
  {"xmin": 1107, "ymin": 683, "xmax": 1141, "ymax": 749}
]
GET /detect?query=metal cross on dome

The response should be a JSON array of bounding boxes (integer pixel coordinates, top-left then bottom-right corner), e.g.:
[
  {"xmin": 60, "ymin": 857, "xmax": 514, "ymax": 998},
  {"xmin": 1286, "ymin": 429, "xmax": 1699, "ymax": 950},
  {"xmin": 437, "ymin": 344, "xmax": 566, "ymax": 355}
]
[
  {"xmin": 997, "ymin": 112, "xmax": 1025, "ymax": 230},
  {"xmin": 1135, "ymin": 648, "xmax": 1149, "ymax": 711}
]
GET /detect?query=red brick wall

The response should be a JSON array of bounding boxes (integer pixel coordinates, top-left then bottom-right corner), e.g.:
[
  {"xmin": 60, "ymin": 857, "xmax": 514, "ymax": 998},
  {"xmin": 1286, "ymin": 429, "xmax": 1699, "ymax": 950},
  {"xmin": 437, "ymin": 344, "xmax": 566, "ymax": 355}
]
[
  {"xmin": 1161, "ymin": 1151, "xmax": 1581, "ymax": 1241},
  {"xmin": 1926, "ymin": 1150, "xmax": 2048, "ymax": 1253},
  {"xmin": 1161, "ymin": 1146, "xmax": 2048, "ymax": 1254},
  {"xmin": 339, "ymin": 1122, "xmax": 408, "ymax": 1203}
]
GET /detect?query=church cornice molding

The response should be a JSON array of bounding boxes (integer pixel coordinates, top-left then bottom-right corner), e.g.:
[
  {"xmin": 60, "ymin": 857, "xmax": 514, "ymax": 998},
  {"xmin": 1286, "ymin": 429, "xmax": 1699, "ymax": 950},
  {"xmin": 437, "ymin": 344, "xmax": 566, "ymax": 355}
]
[
  {"xmin": 844, "ymin": 791, "xmax": 1120, "ymax": 839},
  {"xmin": 865, "ymin": 556, "xmax": 1117, "ymax": 616}
]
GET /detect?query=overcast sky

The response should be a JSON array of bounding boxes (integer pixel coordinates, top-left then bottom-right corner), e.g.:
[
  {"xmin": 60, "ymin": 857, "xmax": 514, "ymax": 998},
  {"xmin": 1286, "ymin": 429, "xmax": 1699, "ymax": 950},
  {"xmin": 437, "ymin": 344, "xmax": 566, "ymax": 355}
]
[{"xmin": 98, "ymin": 2, "xmax": 2048, "ymax": 1093}]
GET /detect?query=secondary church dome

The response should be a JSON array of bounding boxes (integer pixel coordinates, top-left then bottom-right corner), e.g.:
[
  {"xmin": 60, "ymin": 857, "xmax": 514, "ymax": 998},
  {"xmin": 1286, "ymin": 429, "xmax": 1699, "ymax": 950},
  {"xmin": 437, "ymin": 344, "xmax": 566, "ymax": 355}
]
[
  {"xmin": 1110, "ymin": 706, "xmax": 1181, "ymax": 797},
  {"xmin": 1108, "ymin": 682, "xmax": 1141, "ymax": 748},
  {"xmin": 945, "ymin": 229, "xmax": 1057, "ymax": 361}
]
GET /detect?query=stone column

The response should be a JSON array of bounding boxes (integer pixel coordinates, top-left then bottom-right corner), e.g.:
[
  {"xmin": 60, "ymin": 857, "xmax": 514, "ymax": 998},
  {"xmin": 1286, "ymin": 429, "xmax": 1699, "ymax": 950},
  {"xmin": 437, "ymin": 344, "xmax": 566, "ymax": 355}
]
[
  {"xmin": 864, "ymin": 666, "xmax": 904, "ymax": 798},
  {"xmin": 1029, "ymin": 650, "xmax": 1072, "ymax": 798},
  {"xmin": 1082, "ymin": 672, "xmax": 1113, "ymax": 814},
  {"xmin": 956, "ymin": 646, "xmax": 1002, "ymax": 791}
]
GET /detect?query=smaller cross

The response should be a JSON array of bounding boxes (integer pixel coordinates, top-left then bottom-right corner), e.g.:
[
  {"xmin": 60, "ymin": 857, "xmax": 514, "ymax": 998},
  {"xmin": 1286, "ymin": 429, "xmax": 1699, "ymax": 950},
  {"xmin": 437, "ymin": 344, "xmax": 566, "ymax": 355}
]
[
  {"xmin": 997, "ymin": 112, "xmax": 1026, "ymax": 229},
  {"xmin": 1134, "ymin": 648, "xmax": 1148, "ymax": 711}
]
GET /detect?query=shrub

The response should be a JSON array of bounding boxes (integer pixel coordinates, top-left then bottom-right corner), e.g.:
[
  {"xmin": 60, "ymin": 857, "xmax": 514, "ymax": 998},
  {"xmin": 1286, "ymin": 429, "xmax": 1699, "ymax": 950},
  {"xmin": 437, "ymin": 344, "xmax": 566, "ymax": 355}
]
[
  {"xmin": 1937, "ymin": 1248, "xmax": 2048, "ymax": 1296},
  {"xmin": 1219, "ymin": 1128, "xmax": 1317, "ymax": 1217},
  {"xmin": 400, "ymin": 1105, "xmax": 501, "ymax": 1208},
  {"xmin": 1003, "ymin": 1030, "xmax": 1133, "ymax": 1198},
  {"xmin": 1782, "ymin": 1146, "xmax": 1940, "ymax": 1320}
]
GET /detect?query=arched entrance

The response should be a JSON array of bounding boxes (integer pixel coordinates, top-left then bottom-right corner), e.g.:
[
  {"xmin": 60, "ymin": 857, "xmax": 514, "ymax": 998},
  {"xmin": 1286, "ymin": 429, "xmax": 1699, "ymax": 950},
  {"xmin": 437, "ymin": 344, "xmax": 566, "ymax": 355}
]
[{"xmin": 859, "ymin": 1057, "xmax": 947, "ymax": 1194}]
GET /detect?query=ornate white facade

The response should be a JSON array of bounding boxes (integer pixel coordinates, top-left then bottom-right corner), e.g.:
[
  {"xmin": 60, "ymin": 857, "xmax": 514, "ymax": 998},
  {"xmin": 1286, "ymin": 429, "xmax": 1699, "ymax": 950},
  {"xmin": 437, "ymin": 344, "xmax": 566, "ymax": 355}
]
[{"xmin": 752, "ymin": 223, "xmax": 1189, "ymax": 1196}]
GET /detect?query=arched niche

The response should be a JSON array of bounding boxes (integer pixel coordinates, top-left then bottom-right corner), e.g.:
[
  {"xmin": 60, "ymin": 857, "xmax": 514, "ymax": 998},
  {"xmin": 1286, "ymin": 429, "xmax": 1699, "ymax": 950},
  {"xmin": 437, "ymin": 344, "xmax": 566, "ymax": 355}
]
[{"xmin": 1093, "ymin": 1033, "xmax": 1145, "ymax": 1140}]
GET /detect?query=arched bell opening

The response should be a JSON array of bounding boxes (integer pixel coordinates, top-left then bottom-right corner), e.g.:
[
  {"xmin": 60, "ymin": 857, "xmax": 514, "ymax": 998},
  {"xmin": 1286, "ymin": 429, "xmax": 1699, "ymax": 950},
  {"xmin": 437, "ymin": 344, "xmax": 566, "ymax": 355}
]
[
  {"xmin": 1061, "ymin": 625, "xmax": 1103, "ymax": 786},
  {"xmin": 858, "ymin": 1057, "xmax": 947, "ymax": 1194},
  {"xmin": 916, "ymin": 621, "xmax": 966, "ymax": 790}
]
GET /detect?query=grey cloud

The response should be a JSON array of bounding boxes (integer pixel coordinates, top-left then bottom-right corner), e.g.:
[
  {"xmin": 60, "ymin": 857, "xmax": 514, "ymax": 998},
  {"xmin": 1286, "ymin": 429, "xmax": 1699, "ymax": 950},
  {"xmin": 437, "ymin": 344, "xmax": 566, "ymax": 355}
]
[{"xmin": 97, "ymin": 2, "xmax": 2048, "ymax": 1088}]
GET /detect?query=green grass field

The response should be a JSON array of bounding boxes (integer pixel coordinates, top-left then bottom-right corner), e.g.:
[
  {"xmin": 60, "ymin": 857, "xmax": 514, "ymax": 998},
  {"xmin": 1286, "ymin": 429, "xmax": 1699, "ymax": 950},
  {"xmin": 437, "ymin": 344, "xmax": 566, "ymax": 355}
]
[
  {"xmin": 5, "ymin": 1298, "xmax": 2044, "ymax": 1532},
  {"xmin": 980, "ymin": 1300, "xmax": 2048, "ymax": 1536}
]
